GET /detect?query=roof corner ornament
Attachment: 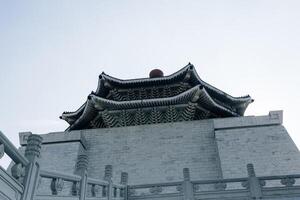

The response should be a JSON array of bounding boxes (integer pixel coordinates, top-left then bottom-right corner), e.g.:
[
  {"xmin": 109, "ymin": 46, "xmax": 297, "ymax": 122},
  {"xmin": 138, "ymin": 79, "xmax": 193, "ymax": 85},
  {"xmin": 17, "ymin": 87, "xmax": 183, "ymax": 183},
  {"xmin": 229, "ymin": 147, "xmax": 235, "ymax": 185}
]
[
  {"xmin": 183, "ymin": 70, "xmax": 192, "ymax": 82},
  {"xmin": 104, "ymin": 80, "xmax": 112, "ymax": 89},
  {"xmin": 191, "ymin": 88, "xmax": 202, "ymax": 103}
]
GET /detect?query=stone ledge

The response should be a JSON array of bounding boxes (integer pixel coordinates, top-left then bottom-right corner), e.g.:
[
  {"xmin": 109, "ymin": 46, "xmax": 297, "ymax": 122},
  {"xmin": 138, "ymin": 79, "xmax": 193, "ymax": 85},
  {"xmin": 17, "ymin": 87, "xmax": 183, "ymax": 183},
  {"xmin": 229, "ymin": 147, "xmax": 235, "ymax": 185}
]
[
  {"xmin": 213, "ymin": 110, "xmax": 283, "ymax": 130},
  {"xmin": 19, "ymin": 131, "xmax": 87, "ymax": 149}
]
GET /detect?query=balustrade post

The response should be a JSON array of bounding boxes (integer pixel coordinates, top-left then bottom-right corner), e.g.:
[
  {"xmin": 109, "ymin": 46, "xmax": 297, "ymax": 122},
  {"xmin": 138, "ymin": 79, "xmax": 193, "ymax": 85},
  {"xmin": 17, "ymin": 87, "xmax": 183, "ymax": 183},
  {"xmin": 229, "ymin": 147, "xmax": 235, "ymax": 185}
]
[
  {"xmin": 104, "ymin": 165, "xmax": 113, "ymax": 200},
  {"xmin": 0, "ymin": 142, "xmax": 4, "ymax": 159},
  {"xmin": 120, "ymin": 172, "xmax": 128, "ymax": 200},
  {"xmin": 21, "ymin": 134, "xmax": 43, "ymax": 200},
  {"xmin": 182, "ymin": 168, "xmax": 195, "ymax": 200},
  {"xmin": 50, "ymin": 178, "xmax": 64, "ymax": 195},
  {"xmin": 74, "ymin": 154, "xmax": 89, "ymax": 200},
  {"xmin": 247, "ymin": 163, "xmax": 263, "ymax": 199},
  {"xmin": 114, "ymin": 187, "xmax": 118, "ymax": 198},
  {"xmin": 91, "ymin": 184, "xmax": 96, "ymax": 197}
]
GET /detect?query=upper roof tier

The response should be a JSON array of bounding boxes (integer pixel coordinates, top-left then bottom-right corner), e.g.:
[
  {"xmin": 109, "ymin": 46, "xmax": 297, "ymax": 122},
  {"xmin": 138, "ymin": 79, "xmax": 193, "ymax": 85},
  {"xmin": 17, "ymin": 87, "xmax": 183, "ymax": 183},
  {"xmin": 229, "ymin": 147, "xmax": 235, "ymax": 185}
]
[{"xmin": 61, "ymin": 63, "xmax": 253, "ymax": 131}]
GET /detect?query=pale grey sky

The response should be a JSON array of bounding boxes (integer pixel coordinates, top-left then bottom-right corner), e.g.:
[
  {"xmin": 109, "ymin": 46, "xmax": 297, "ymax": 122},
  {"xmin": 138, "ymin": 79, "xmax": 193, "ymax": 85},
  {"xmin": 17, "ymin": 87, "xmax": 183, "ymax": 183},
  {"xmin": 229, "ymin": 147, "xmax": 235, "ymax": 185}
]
[{"xmin": 1, "ymin": 0, "xmax": 300, "ymax": 168}]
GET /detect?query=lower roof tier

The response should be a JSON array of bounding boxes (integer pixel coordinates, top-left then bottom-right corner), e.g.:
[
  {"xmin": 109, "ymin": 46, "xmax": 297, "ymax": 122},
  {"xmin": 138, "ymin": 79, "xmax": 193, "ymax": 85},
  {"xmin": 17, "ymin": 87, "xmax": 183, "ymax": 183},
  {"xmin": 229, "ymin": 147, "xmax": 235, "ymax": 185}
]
[{"xmin": 62, "ymin": 85, "xmax": 253, "ymax": 130}]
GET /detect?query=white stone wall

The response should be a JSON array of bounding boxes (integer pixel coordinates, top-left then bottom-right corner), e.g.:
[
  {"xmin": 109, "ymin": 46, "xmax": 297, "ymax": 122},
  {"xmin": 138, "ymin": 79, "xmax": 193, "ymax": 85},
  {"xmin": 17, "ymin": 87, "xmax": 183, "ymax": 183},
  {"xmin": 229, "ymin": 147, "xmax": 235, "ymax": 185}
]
[
  {"xmin": 83, "ymin": 120, "xmax": 222, "ymax": 185},
  {"xmin": 18, "ymin": 110, "xmax": 300, "ymax": 189},
  {"xmin": 214, "ymin": 111, "xmax": 300, "ymax": 178}
]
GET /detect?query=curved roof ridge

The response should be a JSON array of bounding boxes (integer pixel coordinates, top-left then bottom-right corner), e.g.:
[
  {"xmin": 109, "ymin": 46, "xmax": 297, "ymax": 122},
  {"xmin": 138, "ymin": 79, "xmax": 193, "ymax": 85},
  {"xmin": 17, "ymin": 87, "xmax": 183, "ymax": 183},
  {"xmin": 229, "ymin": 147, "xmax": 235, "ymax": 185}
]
[
  {"xmin": 90, "ymin": 84, "xmax": 201, "ymax": 110},
  {"xmin": 95, "ymin": 63, "xmax": 192, "ymax": 88},
  {"xmin": 195, "ymin": 86, "xmax": 239, "ymax": 117}
]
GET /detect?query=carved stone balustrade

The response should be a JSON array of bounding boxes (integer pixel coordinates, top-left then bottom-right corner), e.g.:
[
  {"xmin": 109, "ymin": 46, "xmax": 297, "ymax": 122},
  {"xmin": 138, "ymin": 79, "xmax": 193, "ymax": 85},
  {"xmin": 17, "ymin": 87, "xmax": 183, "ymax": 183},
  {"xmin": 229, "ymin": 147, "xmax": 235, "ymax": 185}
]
[
  {"xmin": 0, "ymin": 131, "xmax": 29, "ymax": 184},
  {"xmin": 281, "ymin": 176, "xmax": 296, "ymax": 187},
  {"xmin": 39, "ymin": 169, "xmax": 81, "ymax": 197},
  {"xmin": 86, "ymin": 177, "xmax": 109, "ymax": 198},
  {"xmin": 0, "ymin": 131, "xmax": 29, "ymax": 167}
]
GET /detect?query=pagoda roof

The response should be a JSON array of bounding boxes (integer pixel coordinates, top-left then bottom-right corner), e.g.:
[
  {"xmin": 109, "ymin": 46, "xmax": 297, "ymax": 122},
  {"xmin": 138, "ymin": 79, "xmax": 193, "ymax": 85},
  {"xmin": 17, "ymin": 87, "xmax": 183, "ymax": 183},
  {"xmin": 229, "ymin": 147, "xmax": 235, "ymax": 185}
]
[{"xmin": 61, "ymin": 63, "xmax": 253, "ymax": 130}]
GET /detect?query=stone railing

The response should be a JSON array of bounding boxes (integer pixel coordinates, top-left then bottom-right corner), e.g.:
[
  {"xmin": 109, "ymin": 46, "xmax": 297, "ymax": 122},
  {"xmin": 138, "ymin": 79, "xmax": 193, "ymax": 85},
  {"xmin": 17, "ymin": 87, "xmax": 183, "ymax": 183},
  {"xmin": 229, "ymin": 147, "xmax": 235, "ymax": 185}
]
[
  {"xmin": 1, "ymin": 131, "xmax": 128, "ymax": 200},
  {"xmin": 35, "ymin": 164, "xmax": 128, "ymax": 200},
  {"xmin": 128, "ymin": 164, "xmax": 300, "ymax": 200},
  {"xmin": 259, "ymin": 173, "xmax": 300, "ymax": 198},
  {"xmin": 128, "ymin": 181, "xmax": 182, "ymax": 199},
  {"xmin": 2, "ymin": 130, "xmax": 300, "ymax": 200},
  {"xmin": 0, "ymin": 131, "xmax": 42, "ymax": 200},
  {"xmin": 0, "ymin": 131, "xmax": 29, "ymax": 167}
]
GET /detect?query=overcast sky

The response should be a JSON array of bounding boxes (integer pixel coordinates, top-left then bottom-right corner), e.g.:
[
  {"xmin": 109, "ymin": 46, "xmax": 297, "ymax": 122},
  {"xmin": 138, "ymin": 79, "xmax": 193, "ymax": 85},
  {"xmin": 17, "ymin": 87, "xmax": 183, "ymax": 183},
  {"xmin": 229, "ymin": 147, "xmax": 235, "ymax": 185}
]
[{"xmin": 1, "ymin": 0, "xmax": 300, "ymax": 168}]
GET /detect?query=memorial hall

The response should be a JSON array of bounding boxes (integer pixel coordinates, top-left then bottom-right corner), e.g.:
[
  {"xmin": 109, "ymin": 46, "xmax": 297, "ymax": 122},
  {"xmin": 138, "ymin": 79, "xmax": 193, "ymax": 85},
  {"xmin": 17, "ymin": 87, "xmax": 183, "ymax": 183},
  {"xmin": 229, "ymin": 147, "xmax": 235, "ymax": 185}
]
[{"xmin": 1, "ymin": 63, "xmax": 300, "ymax": 200}]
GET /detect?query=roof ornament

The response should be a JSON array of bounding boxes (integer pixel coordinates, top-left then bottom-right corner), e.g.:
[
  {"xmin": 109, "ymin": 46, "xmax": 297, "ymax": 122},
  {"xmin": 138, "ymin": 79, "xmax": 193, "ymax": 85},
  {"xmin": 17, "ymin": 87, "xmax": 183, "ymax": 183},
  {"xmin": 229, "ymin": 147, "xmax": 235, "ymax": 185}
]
[{"xmin": 149, "ymin": 69, "xmax": 164, "ymax": 78}]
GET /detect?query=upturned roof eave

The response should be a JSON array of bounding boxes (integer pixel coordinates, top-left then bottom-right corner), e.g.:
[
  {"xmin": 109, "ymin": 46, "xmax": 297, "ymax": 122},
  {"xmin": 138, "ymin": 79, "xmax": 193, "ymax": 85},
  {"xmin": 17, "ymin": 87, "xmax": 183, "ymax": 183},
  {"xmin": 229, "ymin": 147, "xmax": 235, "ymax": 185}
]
[
  {"xmin": 60, "ymin": 103, "xmax": 86, "ymax": 122},
  {"xmin": 67, "ymin": 99, "xmax": 97, "ymax": 130},
  {"xmin": 189, "ymin": 66, "xmax": 253, "ymax": 103}
]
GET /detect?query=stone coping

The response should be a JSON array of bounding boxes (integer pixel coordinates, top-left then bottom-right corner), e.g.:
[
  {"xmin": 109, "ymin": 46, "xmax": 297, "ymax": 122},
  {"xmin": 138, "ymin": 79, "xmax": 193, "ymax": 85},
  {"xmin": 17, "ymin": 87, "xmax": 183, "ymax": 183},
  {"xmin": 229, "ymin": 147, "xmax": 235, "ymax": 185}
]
[
  {"xmin": 19, "ymin": 110, "xmax": 282, "ymax": 147},
  {"xmin": 19, "ymin": 131, "xmax": 87, "ymax": 149},
  {"xmin": 213, "ymin": 110, "xmax": 283, "ymax": 130}
]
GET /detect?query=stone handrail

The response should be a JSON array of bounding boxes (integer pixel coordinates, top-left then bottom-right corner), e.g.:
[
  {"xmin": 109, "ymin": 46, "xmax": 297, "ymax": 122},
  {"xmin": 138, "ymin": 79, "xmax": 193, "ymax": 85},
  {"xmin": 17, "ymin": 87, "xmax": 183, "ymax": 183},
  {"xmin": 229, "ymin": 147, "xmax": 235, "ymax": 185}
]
[
  {"xmin": 113, "ymin": 183, "xmax": 126, "ymax": 189},
  {"xmin": 40, "ymin": 170, "xmax": 81, "ymax": 182},
  {"xmin": 259, "ymin": 174, "xmax": 300, "ymax": 180},
  {"xmin": 87, "ymin": 177, "xmax": 109, "ymax": 186},
  {"xmin": 129, "ymin": 181, "xmax": 182, "ymax": 189},
  {"xmin": 191, "ymin": 177, "xmax": 248, "ymax": 185},
  {"xmin": 0, "ymin": 132, "xmax": 43, "ymax": 200},
  {"xmin": 0, "ymin": 131, "xmax": 29, "ymax": 166}
]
